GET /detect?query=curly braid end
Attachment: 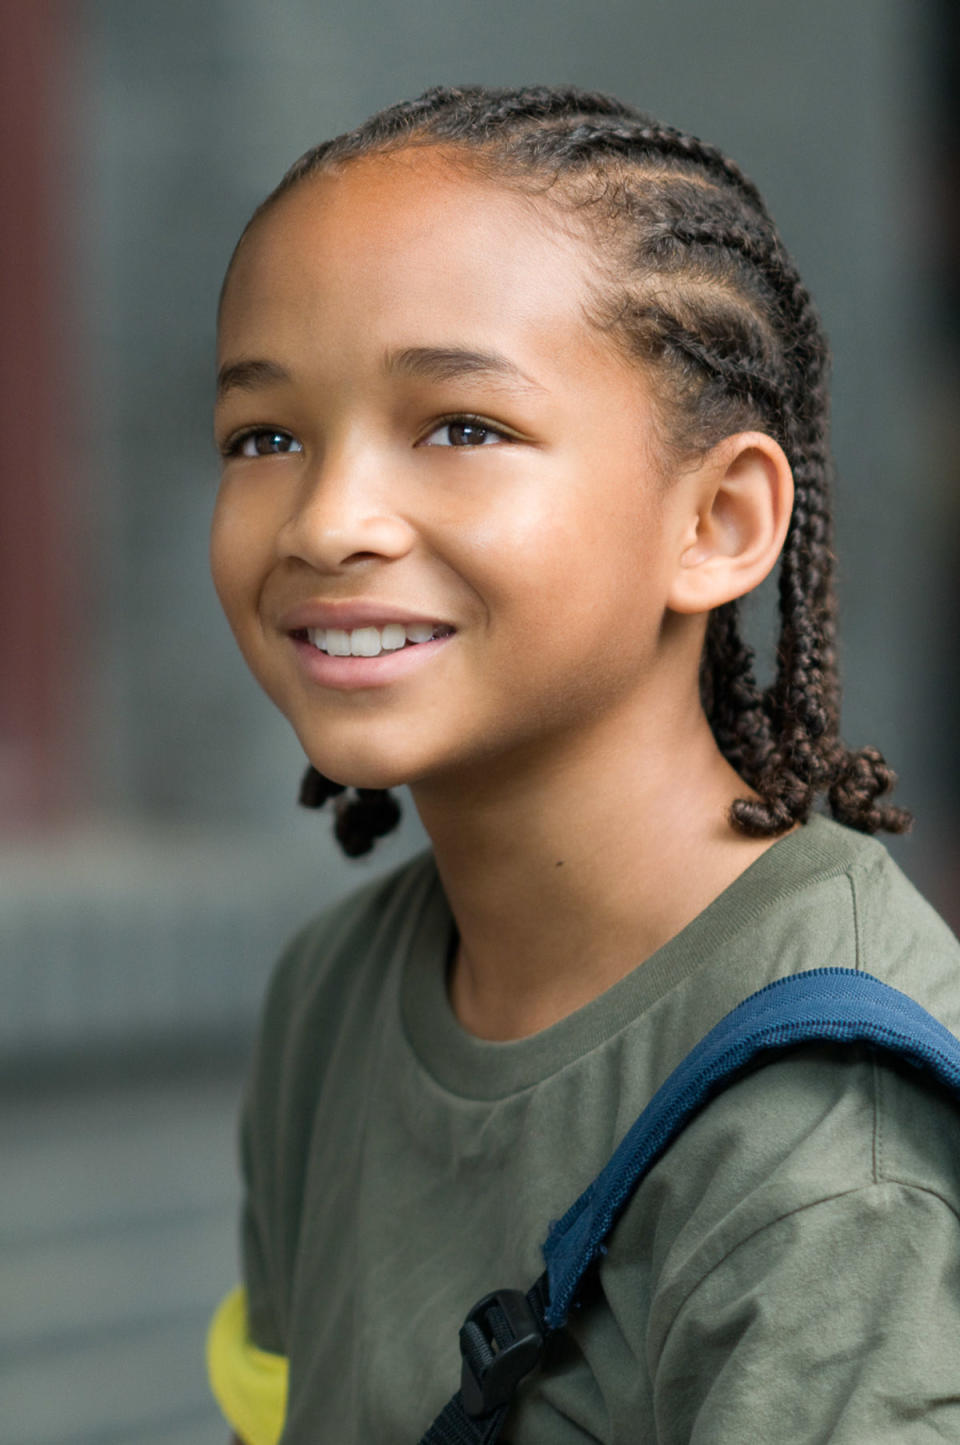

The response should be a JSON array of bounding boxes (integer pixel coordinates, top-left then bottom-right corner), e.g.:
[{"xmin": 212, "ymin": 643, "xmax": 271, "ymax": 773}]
[{"xmin": 299, "ymin": 767, "xmax": 403, "ymax": 857}]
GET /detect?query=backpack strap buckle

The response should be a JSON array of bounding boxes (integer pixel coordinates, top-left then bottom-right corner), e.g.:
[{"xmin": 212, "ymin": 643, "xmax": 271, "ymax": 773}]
[{"xmin": 458, "ymin": 1287, "xmax": 545, "ymax": 1417}]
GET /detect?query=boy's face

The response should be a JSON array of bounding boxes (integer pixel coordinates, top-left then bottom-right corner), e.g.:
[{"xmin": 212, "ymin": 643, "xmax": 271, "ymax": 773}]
[{"xmin": 212, "ymin": 148, "xmax": 697, "ymax": 795}]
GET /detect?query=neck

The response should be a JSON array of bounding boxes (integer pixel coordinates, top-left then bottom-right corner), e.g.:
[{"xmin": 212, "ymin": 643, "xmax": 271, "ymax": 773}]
[{"xmin": 412, "ymin": 690, "xmax": 787, "ymax": 1041}]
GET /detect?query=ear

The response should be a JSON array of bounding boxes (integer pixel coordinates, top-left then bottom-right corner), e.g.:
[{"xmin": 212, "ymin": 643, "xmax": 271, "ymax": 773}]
[{"xmin": 666, "ymin": 431, "xmax": 794, "ymax": 615}]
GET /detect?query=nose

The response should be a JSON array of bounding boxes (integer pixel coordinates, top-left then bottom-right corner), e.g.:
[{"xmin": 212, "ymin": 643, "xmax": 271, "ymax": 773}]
[{"xmin": 277, "ymin": 446, "xmax": 416, "ymax": 573}]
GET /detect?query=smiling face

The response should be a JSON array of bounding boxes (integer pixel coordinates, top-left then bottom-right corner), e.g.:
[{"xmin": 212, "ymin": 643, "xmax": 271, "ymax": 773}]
[{"xmin": 211, "ymin": 147, "xmax": 701, "ymax": 794}]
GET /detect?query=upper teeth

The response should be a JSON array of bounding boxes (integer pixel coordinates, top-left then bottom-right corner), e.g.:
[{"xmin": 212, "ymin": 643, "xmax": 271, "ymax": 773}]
[{"xmin": 306, "ymin": 623, "xmax": 442, "ymax": 657}]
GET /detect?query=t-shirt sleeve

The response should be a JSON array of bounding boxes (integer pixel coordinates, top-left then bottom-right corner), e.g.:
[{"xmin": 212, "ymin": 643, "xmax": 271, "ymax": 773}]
[
  {"xmin": 205, "ymin": 959, "xmax": 297, "ymax": 1444},
  {"xmin": 240, "ymin": 1083, "xmax": 286, "ymax": 1355},
  {"xmin": 234, "ymin": 936, "xmax": 303, "ymax": 1358},
  {"xmin": 652, "ymin": 1180, "xmax": 960, "ymax": 1443},
  {"xmin": 638, "ymin": 1048, "xmax": 960, "ymax": 1444}
]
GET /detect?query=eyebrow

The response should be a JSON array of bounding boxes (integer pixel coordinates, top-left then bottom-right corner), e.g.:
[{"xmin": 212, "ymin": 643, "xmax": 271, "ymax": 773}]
[
  {"xmin": 383, "ymin": 345, "xmax": 544, "ymax": 393},
  {"xmin": 216, "ymin": 358, "xmax": 291, "ymax": 399},
  {"xmin": 215, "ymin": 345, "xmax": 545, "ymax": 400}
]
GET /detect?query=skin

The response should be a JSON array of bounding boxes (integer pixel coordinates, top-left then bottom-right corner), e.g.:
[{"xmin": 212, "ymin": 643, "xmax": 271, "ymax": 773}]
[{"xmin": 212, "ymin": 147, "xmax": 795, "ymax": 1041}]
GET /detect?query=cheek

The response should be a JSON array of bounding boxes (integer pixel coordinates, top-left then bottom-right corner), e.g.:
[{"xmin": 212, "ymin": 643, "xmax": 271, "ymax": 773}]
[
  {"xmin": 453, "ymin": 481, "xmax": 664, "ymax": 637},
  {"xmin": 209, "ymin": 484, "xmax": 269, "ymax": 622}
]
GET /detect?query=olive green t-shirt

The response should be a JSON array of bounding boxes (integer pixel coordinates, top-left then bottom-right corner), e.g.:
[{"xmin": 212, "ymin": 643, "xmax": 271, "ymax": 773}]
[{"xmin": 239, "ymin": 815, "xmax": 960, "ymax": 1442}]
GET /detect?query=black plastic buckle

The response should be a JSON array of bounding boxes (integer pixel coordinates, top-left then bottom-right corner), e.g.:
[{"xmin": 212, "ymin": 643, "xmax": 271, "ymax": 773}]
[{"xmin": 459, "ymin": 1288, "xmax": 545, "ymax": 1418}]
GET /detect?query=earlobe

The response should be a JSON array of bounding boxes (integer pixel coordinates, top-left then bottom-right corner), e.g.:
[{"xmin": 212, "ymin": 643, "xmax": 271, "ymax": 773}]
[{"xmin": 667, "ymin": 431, "xmax": 794, "ymax": 615}]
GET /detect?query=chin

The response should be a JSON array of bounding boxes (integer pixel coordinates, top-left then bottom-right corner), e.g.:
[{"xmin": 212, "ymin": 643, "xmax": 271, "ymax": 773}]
[
  {"xmin": 294, "ymin": 719, "xmax": 476, "ymax": 794},
  {"xmin": 299, "ymin": 743, "xmax": 419, "ymax": 793},
  {"xmin": 320, "ymin": 767, "xmax": 409, "ymax": 792}
]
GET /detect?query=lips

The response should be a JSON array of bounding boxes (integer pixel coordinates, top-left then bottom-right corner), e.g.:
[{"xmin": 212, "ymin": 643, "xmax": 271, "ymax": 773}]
[
  {"xmin": 279, "ymin": 602, "xmax": 457, "ymax": 686},
  {"xmin": 287, "ymin": 613, "xmax": 455, "ymax": 690},
  {"xmin": 304, "ymin": 622, "xmax": 455, "ymax": 657},
  {"xmin": 280, "ymin": 598, "xmax": 454, "ymax": 632}
]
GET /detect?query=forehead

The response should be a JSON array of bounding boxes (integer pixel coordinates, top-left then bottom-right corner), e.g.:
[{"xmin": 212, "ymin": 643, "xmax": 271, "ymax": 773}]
[{"xmin": 218, "ymin": 147, "xmax": 611, "ymax": 364}]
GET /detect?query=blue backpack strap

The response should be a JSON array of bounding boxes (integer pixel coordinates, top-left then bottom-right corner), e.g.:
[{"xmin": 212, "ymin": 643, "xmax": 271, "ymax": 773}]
[
  {"xmin": 543, "ymin": 966, "xmax": 960, "ymax": 1326},
  {"xmin": 419, "ymin": 967, "xmax": 960, "ymax": 1444}
]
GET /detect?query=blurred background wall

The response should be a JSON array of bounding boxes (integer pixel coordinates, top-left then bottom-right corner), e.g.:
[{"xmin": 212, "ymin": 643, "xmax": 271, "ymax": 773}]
[{"xmin": 3, "ymin": 1, "xmax": 956, "ymax": 1441}]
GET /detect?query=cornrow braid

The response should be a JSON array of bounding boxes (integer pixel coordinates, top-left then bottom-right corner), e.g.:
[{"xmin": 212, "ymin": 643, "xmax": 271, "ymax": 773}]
[
  {"xmin": 661, "ymin": 208, "xmax": 857, "ymax": 829},
  {"xmin": 237, "ymin": 84, "xmax": 909, "ymax": 854}
]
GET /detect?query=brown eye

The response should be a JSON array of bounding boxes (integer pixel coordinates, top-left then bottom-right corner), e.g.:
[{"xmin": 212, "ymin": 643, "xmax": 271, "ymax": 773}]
[
  {"xmin": 421, "ymin": 419, "xmax": 506, "ymax": 448},
  {"xmin": 448, "ymin": 422, "xmax": 490, "ymax": 446},
  {"xmin": 233, "ymin": 429, "xmax": 303, "ymax": 458}
]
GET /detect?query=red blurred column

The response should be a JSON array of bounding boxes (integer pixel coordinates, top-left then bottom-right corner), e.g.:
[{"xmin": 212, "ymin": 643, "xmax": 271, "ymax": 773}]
[{"xmin": 0, "ymin": 0, "xmax": 79, "ymax": 824}]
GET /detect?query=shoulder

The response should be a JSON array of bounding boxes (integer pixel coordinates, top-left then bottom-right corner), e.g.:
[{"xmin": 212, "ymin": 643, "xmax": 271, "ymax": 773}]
[
  {"xmin": 584, "ymin": 1037, "xmax": 960, "ymax": 1421},
  {"xmin": 801, "ymin": 815, "xmax": 960, "ymax": 1029},
  {"xmin": 835, "ymin": 824, "xmax": 960, "ymax": 1028},
  {"xmin": 595, "ymin": 824, "xmax": 960, "ymax": 1387},
  {"xmin": 708, "ymin": 814, "xmax": 960, "ymax": 1030},
  {"xmin": 619, "ymin": 816, "xmax": 960, "ymax": 1125},
  {"xmin": 243, "ymin": 848, "xmax": 442, "ymax": 1135},
  {"xmin": 642, "ymin": 1038, "xmax": 960, "ymax": 1281},
  {"xmin": 643, "ymin": 819, "xmax": 960, "ymax": 1267},
  {"xmin": 621, "ymin": 1043, "xmax": 960, "ymax": 1439}
]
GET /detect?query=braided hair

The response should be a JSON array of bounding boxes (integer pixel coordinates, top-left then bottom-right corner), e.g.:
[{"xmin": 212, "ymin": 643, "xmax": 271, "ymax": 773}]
[{"xmin": 238, "ymin": 85, "xmax": 909, "ymax": 855}]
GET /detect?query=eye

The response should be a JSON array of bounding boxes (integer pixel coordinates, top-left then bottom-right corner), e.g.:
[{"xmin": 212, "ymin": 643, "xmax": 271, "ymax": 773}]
[
  {"xmin": 224, "ymin": 428, "xmax": 304, "ymax": 458},
  {"xmin": 419, "ymin": 417, "xmax": 508, "ymax": 448}
]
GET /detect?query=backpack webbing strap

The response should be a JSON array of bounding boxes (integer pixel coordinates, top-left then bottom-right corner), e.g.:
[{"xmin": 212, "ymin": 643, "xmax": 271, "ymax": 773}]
[
  {"xmin": 419, "ymin": 1395, "xmax": 509, "ymax": 1445},
  {"xmin": 418, "ymin": 968, "xmax": 960, "ymax": 1443},
  {"xmin": 421, "ymin": 1279, "xmax": 549, "ymax": 1444}
]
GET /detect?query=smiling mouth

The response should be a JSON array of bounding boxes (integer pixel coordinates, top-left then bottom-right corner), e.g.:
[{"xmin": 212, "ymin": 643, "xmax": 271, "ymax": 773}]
[{"xmin": 292, "ymin": 623, "xmax": 455, "ymax": 658}]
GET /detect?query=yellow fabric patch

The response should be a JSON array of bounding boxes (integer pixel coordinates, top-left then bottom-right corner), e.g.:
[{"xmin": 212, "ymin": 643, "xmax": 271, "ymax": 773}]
[{"xmin": 206, "ymin": 1286, "xmax": 288, "ymax": 1445}]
